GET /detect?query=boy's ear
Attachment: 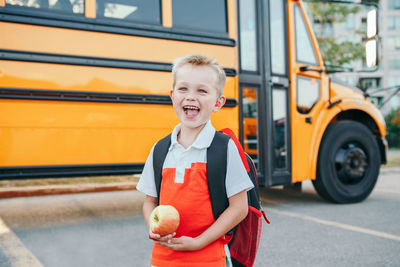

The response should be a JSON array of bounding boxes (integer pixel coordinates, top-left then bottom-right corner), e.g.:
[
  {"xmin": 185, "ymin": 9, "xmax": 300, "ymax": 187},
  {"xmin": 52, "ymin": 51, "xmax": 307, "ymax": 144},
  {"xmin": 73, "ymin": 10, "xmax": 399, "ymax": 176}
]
[
  {"xmin": 213, "ymin": 95, "xmax": 226, "ymax": 112},
  {"xmin": 170, "ymin": 89, "xmax": 174, "ymax": 99}
]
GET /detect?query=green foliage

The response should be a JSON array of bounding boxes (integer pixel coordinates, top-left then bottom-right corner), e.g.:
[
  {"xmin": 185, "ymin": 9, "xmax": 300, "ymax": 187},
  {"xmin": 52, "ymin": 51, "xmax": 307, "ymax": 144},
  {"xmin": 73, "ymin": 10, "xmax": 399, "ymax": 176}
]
[
  {"xmin": 318, "ymin": 38, "xmax": 364, "ymax": 67},
  {"xmin": 385, "ymin": 108, "xmax": 400, "ymax": 148},
  {"xmin": 307, "ymin": 3, "xmax": 360, "ymax": 26}
]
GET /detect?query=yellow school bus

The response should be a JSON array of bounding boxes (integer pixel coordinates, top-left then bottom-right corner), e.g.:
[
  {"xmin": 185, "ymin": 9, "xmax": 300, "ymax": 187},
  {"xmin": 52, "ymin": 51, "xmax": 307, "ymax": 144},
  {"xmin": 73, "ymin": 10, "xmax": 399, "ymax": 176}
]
[{"xmin": 0, "ymin": 0, "xmax": 386, "ymax": 203}]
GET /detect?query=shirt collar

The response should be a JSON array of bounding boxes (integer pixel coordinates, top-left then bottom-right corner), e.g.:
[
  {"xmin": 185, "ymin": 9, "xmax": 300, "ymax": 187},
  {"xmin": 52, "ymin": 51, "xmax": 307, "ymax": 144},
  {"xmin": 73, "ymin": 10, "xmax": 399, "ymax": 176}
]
[{"xmin": 169, "ymin": 120, "xmax": 216, "ymax": 151}]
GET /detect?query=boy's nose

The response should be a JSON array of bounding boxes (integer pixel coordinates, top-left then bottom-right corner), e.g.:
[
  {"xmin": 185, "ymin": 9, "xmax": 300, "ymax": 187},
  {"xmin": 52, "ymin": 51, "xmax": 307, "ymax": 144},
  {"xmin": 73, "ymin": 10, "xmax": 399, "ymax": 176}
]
[{"xmin": 185, "ymin": 92, "xmax": 196, "ymax": 100}]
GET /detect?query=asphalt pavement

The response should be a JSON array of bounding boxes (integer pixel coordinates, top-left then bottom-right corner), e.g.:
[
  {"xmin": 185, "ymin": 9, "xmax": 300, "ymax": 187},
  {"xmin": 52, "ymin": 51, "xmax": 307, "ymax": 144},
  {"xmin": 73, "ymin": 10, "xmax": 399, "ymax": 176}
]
[{"xmin": 0, "ymin": 168, "xmax": 399, "ymax": 267}]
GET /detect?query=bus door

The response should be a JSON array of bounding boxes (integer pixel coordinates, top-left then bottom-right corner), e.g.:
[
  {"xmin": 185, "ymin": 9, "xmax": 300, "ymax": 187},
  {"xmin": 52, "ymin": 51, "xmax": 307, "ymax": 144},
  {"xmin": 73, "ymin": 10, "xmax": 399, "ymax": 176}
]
[
  {"xmin": 287, "ymin": 2, "xmax": 326, "ymax": 182},
  {"xmin": 238, "ymin": 0, "xmax": 291, "ymax": 186},
  {"xmin": 238, "ymin": 0, "xmax": 264, "ymax": 185},
  {"xmin": 265, "ymin": 0, "xmax": 291, "ymax": 186}
]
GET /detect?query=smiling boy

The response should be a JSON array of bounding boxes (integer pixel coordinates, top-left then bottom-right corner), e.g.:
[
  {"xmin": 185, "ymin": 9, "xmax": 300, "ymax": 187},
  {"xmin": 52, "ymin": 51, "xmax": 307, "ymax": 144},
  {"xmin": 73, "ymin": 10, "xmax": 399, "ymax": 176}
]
[
  {"xmin": 137, "ymin": 54, "xmax": 254, "ymax": 267},
  {"xmin": 169, "ymin": 56, "xmax": 226, "ymax": 148}
]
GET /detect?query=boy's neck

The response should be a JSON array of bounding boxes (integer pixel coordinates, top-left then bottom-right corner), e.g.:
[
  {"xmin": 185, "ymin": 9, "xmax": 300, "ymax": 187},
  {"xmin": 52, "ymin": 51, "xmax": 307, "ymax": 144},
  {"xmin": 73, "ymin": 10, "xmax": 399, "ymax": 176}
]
[{"xmin": 177, "ymin": 124, "xmax": 206, "ymax": 149}]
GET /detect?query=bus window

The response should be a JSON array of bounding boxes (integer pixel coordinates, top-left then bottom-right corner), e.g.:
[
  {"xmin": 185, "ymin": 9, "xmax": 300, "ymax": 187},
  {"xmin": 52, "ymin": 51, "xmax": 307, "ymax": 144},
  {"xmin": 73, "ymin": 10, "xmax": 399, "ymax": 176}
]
[
  {"xmin": 294, "ymin": 4, "xmax": 318, "ymax": 65},
  {"xmin": 5, "ymin": 0, "xmax": 84, "ymax": 14},
  {"xmin": 297, "ymin": 76, "xmax": 320, "ymax": 114},
  {"xmin": 269, "ymin": 0, "xmax": 286, "ymax": 75},
  {"xmin": 242, "ymin": 87, "xmax": 259, "ymax": 168},
  {"xmin": 272, "ymin": 88, "xmax": 287, "ymax": 169},
  {"xmin": 239, "ymin": 0, "xmax": 257, "ymax": 71},
  {"xmin": 96, "ymin": 0, "xmax": 161, "ymax": 25},
  {"xmin": 172, "ymin": 0, "xmax": 227, "ymax": 34}
]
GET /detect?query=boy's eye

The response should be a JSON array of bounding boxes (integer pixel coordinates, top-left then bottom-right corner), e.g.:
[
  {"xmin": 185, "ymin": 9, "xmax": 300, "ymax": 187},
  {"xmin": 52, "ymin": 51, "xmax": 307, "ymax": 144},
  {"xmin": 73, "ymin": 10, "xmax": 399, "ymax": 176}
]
[
  {"xmin": 178, "ymin": 87, "xmax": 187, "ymax": 91},
  {"xmin": 198, "ymin": 89, "xmax": 207, "ymax": 94}
]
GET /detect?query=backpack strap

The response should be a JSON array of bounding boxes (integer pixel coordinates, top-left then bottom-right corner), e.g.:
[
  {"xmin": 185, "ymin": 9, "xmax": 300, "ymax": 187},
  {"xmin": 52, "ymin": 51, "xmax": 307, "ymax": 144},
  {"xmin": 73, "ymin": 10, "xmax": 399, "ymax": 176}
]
[
  {"xmin": 207, "ymin": 131, "xmax": 230, "ymax": 220},
  {"xmin": 153, "ymin": 134, "xmax": 171, "ymax": 204}
]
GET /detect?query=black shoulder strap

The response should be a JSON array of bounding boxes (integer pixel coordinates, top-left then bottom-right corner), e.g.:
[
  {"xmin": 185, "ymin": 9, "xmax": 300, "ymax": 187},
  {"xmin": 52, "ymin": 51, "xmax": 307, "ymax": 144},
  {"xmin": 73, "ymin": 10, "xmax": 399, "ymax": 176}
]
[
  {"xmin": 153, "ymin": 134, "xmax": 171, "ymax": 204},
  {"xmin": 207, "ymin": 131, "xmax": 230, "ymax": 220}
]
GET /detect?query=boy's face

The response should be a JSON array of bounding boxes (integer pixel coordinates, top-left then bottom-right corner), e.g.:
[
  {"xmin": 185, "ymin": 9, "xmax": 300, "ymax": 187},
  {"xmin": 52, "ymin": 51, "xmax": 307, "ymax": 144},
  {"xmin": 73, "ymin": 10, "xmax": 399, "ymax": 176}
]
[{"xmin": 170, "ymin": 64, "xmax": 225, "ymax": 131}]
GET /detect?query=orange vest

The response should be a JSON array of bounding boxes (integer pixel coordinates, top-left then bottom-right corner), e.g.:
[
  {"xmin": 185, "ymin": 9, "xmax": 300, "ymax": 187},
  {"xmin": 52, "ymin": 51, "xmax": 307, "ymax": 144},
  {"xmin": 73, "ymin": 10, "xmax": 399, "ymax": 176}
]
[{"xmin": 151, "ymin": 163, "xmax": 226, "ymax": 267}]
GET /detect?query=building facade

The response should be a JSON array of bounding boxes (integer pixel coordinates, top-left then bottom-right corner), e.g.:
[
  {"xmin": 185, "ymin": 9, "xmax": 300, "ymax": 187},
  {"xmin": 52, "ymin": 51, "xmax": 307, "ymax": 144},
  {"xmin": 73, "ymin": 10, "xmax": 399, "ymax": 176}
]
[{"xmin": 380, "ymin": 0, "xmax": 400, "ymax": 114}]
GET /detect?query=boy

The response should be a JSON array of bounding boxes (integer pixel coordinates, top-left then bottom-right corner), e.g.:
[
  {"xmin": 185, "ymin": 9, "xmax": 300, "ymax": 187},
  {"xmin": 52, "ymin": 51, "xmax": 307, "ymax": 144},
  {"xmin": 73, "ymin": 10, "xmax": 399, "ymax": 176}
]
[{"xmin": 136, "ymin": 54, "xmax": 254, "ymax": 267}]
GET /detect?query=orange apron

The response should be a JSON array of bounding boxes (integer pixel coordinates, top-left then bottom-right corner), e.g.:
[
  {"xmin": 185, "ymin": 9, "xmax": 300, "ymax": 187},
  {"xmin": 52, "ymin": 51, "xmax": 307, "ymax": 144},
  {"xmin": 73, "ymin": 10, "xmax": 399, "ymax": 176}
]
[{"xmin": 151, "ymin": 162, "xmax": 226, "ymax": 267}]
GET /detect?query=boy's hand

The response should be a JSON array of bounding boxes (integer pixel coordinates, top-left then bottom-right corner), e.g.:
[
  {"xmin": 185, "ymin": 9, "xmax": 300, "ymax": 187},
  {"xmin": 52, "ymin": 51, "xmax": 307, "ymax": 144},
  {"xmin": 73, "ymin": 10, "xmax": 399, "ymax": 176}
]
[
  {"xmin": 155, "ymin": 236, "xmax": 202, "ymax": 251},
  {"xmin": 149, "ymin": 230, "xmax": 175, "ymax": 242}
]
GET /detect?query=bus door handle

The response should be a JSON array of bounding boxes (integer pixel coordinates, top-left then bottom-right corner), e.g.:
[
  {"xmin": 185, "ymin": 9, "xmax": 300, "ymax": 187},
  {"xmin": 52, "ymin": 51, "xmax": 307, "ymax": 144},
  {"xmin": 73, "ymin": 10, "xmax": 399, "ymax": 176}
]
[
  {"xmin": 299, "ymin": 65, "xmax": 324, "ymax": 74},
  {"xmin": 270, "ymin": 76, "xmax": 289, "ymax": 88}
]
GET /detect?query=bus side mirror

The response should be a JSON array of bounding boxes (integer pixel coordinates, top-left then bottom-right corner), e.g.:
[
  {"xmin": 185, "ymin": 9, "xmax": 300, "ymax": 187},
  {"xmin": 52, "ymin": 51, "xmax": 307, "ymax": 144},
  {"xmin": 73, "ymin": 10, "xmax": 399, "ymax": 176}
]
[
  {"xmin": 365, "ymin": 40, "xmax": 377, "ymax": 68},
  {"xmin": 366, "ymin": 9, "xmax": 378, "ymax": 68},
  {"xmin": 367, "ymin": 9, "xmax": 377, "ymax": 38}
]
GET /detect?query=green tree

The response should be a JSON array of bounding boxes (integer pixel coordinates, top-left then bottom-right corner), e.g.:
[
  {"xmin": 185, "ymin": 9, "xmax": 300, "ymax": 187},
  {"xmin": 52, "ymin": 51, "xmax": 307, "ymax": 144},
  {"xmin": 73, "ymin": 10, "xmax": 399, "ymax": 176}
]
[
  {"xmin": 304, "ymin": 2, "xmax": 364, "ymax": 67},
  {"xmin": 385, "ymin": 108, "xmax": 400, "ymax": 148}
]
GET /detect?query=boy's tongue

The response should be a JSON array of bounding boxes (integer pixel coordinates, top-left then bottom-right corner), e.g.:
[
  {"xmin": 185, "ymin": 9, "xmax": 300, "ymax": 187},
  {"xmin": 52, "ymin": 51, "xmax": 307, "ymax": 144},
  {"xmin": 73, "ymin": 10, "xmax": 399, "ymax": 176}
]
[
  {"xmin": 186, "ymin": 108, "xmax": 199, "ymax": 118},
  {"xmin": 185, "ymin": 108, "xmax": 199, "ymax": 118}
]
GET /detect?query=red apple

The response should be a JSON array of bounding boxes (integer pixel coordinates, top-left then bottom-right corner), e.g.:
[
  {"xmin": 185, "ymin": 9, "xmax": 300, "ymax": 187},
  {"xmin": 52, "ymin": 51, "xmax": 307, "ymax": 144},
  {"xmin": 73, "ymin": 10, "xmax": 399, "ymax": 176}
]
[{"xmin": 149, "ymin": 205, "xmax": 180, "ymax": 236}]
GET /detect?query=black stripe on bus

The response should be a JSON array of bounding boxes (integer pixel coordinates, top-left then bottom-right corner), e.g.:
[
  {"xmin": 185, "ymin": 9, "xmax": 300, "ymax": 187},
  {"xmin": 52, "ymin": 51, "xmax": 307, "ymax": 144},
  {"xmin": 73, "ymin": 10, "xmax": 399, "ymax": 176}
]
[
  {"xmin": 0, "ymin": 49, "xmax": 237, "ymax": 77},
  {"xmin": 0, "ymin": 88, "xmax": 238, "ymax": 107},
  {"xmin": 0, "ymin": 163, "xmax": 145, "ymax": 179},
  {"xmin": 0, "ymin": 8, "xmax": 236, "ymax": 47}
]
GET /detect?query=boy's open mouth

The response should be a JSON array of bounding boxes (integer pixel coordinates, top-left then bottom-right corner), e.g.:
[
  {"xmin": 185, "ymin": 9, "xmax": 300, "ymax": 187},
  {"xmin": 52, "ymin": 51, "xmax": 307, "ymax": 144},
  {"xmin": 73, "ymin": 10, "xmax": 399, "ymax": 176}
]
[{"xmin": 183, "ymin": 105, "xmax": 200, "ymax": 117}]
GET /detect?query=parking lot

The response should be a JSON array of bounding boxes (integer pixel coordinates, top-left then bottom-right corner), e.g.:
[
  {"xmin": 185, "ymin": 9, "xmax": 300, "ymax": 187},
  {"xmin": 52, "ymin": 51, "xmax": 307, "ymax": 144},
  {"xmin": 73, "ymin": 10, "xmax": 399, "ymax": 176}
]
[{"xmin": 0, "ymin": 168, "xmax": 399, "ymax": 267}]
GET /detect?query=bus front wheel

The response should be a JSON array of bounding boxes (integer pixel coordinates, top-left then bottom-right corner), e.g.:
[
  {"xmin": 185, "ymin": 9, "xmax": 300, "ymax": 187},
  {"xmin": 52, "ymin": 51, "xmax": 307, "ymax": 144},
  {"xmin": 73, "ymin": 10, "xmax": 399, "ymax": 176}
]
[{"xmin": 312, "ymin": 121, "xmax": 381, "ymax": 203}]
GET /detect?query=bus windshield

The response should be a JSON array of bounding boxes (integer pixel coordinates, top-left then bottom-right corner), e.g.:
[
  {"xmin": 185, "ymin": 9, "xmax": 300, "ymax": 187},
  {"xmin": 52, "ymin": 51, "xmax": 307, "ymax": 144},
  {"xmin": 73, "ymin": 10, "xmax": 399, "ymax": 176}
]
[{"xmin": 303, "ymin": 1, "xmax": 378, "ymax": 76}]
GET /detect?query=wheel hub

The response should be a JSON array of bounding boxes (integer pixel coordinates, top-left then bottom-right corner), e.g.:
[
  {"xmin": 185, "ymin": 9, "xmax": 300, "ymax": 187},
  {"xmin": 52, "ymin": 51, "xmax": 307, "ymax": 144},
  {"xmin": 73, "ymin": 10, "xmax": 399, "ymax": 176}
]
[{"xmin": 335, "ymin": 145, "xmax": 368, "ymax": 184}]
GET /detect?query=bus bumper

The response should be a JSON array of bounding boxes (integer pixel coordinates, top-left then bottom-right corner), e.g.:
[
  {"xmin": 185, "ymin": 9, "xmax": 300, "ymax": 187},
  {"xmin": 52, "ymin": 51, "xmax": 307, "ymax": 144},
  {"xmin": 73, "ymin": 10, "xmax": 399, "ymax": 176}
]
[{"xmin": 378, "ymin": 137, "xmax": 388, "ymax": 164}]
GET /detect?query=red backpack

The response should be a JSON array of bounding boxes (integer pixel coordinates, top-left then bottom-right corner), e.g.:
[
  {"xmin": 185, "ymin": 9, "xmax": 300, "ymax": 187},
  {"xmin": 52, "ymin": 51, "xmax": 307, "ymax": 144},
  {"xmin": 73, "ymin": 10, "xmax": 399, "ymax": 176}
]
[{"xmin": 153, "ymin": 128, "xmax": 269, "ymax": 267}]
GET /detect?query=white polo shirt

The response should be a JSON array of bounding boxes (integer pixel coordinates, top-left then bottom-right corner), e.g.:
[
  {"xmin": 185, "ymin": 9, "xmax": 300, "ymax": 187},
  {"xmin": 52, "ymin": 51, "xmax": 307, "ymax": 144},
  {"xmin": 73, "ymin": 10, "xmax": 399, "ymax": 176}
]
[{"xmin": 137, "ymin": 120, "xmax": 254, "ymax": 198}]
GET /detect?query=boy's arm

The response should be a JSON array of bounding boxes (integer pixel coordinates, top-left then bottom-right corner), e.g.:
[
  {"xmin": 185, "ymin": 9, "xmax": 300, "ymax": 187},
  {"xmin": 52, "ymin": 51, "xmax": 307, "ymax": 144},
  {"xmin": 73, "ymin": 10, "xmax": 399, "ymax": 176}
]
[
  {"xmin": 156, "ymin": 189, "xmax": 248, "ymax": 251},
  {"xmin": 143, "ymin": 195, "xmax": 158, "ymax": 226},
  {"xmin": 143, "ymin": 195, "xmax": 176, "ymax": 241}
]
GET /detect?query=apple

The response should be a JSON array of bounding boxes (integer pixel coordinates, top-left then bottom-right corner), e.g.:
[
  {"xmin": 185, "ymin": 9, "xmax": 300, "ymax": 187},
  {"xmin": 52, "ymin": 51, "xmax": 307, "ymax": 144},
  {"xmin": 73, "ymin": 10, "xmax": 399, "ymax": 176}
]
[{"xmin": 149, "ymin": 205, "xmax": 180, "ymax": 236}]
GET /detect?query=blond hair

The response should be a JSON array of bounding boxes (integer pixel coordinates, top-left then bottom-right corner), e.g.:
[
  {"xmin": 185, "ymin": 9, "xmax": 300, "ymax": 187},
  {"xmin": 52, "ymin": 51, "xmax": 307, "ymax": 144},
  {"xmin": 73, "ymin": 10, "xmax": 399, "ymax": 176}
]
[{"xmin": 172, "ymin": 54, "xmax": 226, "ymax": 95}]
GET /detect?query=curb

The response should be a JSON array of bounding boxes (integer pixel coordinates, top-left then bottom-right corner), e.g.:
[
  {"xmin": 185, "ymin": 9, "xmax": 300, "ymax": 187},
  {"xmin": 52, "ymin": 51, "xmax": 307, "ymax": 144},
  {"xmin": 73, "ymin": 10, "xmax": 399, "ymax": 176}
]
[
  {"xmin": 380, "ymin": 167, "xmax": 400, "ymax": 175},
  {"xmin": 0, "ymin": 182, "xmax": 137, "ymax": 199}
]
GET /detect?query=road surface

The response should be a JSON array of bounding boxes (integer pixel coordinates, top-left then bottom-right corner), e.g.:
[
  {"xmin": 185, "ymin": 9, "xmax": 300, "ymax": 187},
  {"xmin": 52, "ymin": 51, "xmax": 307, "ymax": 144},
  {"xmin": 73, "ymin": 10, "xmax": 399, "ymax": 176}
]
[{"xmin": 0, "ymin": 168, "xmax": 399, "ymax": 266}]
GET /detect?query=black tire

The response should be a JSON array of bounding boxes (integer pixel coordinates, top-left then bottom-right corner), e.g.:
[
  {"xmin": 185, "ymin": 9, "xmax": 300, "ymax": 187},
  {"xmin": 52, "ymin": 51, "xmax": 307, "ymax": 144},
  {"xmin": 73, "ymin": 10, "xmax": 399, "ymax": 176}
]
[{"xmin": 312, "ymin": 120, "xmax": 381, "ymax": 203}]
